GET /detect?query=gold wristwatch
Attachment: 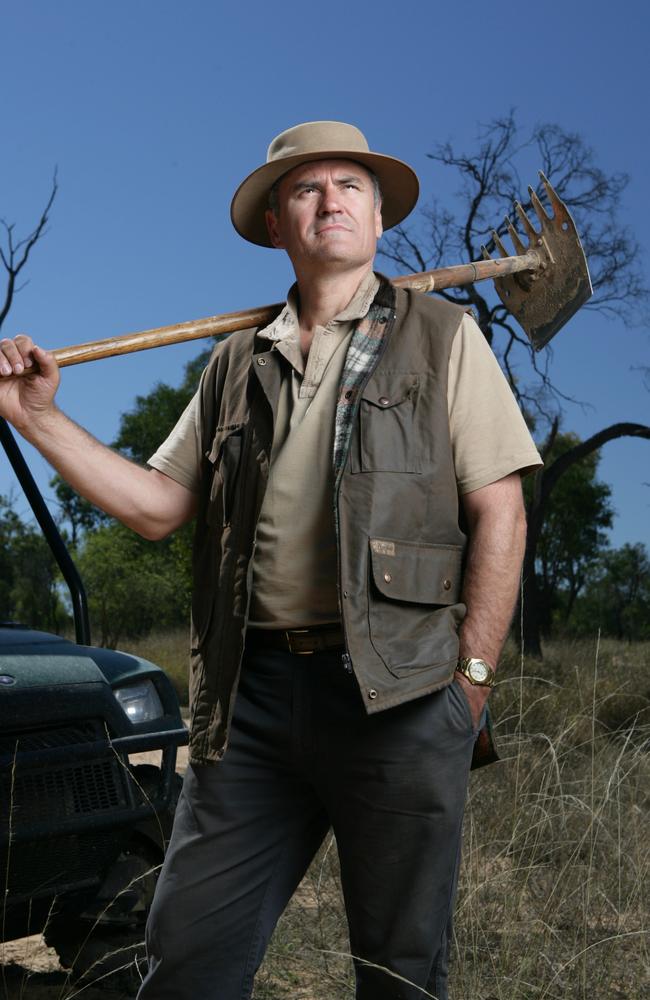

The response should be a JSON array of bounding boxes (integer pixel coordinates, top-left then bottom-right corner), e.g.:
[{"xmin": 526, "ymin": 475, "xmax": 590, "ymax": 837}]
[{"xmin": 456, "ymin": 657, "xmax": 497, "ymax": 688}]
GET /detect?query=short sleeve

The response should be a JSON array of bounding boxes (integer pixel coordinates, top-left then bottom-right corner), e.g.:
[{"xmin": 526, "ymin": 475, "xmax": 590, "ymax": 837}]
[
  {"xmin": 449, "ymin": 314, "xmax": 543, "ymax": 494},
  {"xmin": 147, "ymin": 390, "xmax": 203, "ymax": 494}
]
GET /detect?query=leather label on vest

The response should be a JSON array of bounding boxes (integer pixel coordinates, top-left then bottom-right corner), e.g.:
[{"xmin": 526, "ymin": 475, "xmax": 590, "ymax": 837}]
[{"xmin": 370, "ymin": 539, "xmax": 396, "ymax": 557}]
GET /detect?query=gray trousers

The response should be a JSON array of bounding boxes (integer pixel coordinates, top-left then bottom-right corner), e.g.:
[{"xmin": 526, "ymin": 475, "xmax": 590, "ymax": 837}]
[{"xmin": 137, "ymin": 647, "xmax": 477, "ymax": 1000}]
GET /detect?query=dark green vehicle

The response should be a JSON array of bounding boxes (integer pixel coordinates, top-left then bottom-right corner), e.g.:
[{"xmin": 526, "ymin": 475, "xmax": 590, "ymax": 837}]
[{"xmin": 0, "ymin": 417, "xmax": 188, "ymax": 988}]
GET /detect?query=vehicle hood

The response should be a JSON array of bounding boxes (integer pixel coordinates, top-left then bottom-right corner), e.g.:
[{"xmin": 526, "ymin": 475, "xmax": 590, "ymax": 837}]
[{"xmin": 0, "ymin": 627, "xmax": 160, "ymax": 688}]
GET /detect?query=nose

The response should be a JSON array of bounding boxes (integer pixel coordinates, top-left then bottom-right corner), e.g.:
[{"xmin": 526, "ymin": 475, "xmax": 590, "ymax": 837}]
[{"xmin": 318, "ymin": 181, "xmax": 342, "ymax": 215}]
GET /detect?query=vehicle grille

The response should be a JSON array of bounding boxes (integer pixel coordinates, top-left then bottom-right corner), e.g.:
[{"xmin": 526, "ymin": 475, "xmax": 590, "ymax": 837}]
[
  {"xmin": 1, "ymin": 720, "xmax": 128, "ymax": 831},
  {"xmin": 3, "ymin": 830, "xmax": 122, "ymax": 902},
  {"xmin": 2, "ymin": 758, "xmax": 126, "ymax": 825},
  {"xmin": 0, "ymin": 721, "xmax": 148, "ymax": 910},
  {"xmin": 0, "ymin": 720, "xmax": 100, "ymax": 755}
]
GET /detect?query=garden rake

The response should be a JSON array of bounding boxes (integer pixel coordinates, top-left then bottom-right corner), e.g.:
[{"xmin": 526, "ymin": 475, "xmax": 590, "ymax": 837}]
[{"xmin": 18, "ymin": 171, "xmax": 593, "ymax": 373}]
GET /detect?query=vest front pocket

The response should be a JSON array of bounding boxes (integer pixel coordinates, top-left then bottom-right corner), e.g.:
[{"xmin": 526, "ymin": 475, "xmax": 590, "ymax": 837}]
[
  {"xmin": 350, "ymin": 374, "xmax": 421, "ymax": 474},
  {"xmin": 206, "ymin": 424, "xmax": 245, "ymax": 527},
  {"xmin": 367, "ymin": 536, "xmax": 466, "ymax": 676}
]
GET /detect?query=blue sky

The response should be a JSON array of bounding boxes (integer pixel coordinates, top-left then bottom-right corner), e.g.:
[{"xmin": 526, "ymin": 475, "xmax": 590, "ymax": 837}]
[{"xmin": 2, "ymin": 0, "xmax": 648, "ymax": 547}]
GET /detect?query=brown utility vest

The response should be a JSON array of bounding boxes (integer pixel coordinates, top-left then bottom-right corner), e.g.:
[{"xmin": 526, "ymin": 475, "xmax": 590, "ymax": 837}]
[{"xmin": 188, "ymin": 281, "xmax": 467, "ymax": 764}]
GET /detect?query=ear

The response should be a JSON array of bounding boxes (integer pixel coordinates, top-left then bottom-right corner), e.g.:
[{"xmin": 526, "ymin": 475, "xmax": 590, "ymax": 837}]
[
  {"xmin": 265, "ymin": 209, "xmax": 284, "ymax": 249},
  {"xmin": 374, "ymin": 202, "xmax": 383, "ymax": 240}
]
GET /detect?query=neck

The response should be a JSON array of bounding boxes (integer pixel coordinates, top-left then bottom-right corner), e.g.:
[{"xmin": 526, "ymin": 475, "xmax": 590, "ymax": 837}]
[{"xmin": 294, "ymin": 262, "xmax": 373, "ymax": 335}]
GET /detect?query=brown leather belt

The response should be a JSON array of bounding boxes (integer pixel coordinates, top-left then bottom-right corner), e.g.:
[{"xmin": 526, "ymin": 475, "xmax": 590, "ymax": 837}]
[{"xmin": 246, "ymin": 623, "xmax": 345, "ymax": 656}]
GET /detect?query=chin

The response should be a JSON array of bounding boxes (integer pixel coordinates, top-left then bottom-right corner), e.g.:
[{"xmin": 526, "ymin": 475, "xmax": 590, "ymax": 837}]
[{"xmin": 314, "ymin": 252, "xmax": 365, "ymax": 268}]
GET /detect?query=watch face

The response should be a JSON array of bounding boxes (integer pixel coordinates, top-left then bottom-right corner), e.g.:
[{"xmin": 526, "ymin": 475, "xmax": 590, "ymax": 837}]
[{"xmin": 469, "ymin": 660, "xmax": 489, "ymax": 683}]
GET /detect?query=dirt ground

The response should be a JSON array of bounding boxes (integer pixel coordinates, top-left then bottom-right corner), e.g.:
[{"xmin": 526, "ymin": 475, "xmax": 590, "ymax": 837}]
[
  {"xmin": 1, "ymin": 936, "xmax": 129, "ymax": 1000},
  {"xmin": 1, "ymin": 744, "xmax": 190, "ymax": 1000}
]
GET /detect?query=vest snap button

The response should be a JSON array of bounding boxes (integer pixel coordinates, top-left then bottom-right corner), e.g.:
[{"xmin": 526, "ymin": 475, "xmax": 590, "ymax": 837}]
[
  {"xmin": 384, "ymin": 572, "xmax": 392, "ymax": 583},
  {"xmin": 257, "ymin": 357, "xmax": 267, "ymax": 366},
  {"xmin": 368, "ymin": 689, "xmax": 378, "ymax": 700},
  {"xmin": 378, "ymin": 396, "xmax": 390, "ymax": 406},
  {"xmin": 443, "ymin": 578, "xmax": 452, "ymax": 590}
]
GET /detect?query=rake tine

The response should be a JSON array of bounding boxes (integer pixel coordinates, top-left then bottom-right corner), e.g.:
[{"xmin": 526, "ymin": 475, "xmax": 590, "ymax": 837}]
[
  {"xmin": 515, "ymin": 201, "xmax": 539, "ymax": 241},
  {"xmin": 539, "ymin": 171, "xmax": 570, "ymax": 222},
  {"xmin": 491, "ymin": 230, "xmax": 510, "ymax": 258},
  {"xmin": 528, "ymin": 185, "xmax": 551, "ymax": 225},
  {"xmin": 505, "ymin": 216, "xmax": 526, "ymax": 255},
  {"xmin": 480, "ymin": 244, "xmax": 492, "ymax": 261}
]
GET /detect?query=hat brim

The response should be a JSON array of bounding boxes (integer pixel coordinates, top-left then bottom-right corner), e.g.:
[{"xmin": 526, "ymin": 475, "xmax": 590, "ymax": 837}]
[{"xmin": 230, "ymin": 150, "xmax": 419, "ymax": 248}]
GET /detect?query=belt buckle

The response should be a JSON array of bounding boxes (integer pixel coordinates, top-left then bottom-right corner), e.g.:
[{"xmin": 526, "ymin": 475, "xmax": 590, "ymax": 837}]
[{"xmin": 286, "ymin": 629, "xmax": 315, "ymax": 655}]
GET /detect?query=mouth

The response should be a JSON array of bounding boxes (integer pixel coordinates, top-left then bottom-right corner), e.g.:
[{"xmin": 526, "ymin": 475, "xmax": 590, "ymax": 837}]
[{"xmin": 314, "ymin": 224, "xmax": 352, "ymax": 234}]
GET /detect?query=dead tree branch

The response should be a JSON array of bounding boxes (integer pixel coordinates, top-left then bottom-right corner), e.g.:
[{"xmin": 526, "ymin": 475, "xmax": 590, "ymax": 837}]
[{"xmin": 0, "ymin": 172, "xmax": 58, "ymax": 332}]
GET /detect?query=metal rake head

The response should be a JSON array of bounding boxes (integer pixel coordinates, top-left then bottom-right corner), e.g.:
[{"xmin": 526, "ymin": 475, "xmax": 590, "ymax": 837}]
[{"xmin": 482, "ymin": 172, "xmax": 592, "ymax": 350}]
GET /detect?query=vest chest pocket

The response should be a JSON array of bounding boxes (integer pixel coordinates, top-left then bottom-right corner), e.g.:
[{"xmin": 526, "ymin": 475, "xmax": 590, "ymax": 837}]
[
  {"xmin": 350, "ymin": 375, "xmax": 421, "ymax": 474},
  {"xmin": 205, "ymin": 423, "xmax": 246, "ymax": 527}
]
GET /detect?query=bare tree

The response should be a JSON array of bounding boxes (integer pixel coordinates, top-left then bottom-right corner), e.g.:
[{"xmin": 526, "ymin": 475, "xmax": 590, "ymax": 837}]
[
  {"xmin": 380, "ymin": 112, "xmax": 648, "ymax": 422},
  {"xmin": 380, "ymin": 114, "xmax": 650, "ymax": 654},
  {"xmin": 0, "ymin": 172, "xmax": 58, "ymax": 332}
]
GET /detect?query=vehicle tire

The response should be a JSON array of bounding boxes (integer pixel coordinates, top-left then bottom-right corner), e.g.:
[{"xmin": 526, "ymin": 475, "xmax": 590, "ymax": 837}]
[{"xmin": 46, "ymin": 770, "xmax": 182, "ymax": 993}]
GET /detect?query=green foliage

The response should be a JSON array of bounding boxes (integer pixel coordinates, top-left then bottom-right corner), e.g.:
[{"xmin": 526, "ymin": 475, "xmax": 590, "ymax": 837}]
[
  {"xmin": 168, "ymin": 522, "xmax": 194, "ymax": 610},
  {"xmin": 571, "ymin": 543, "xmax": 650, "ymax": 641},
  {"xmin": 525, "ymin": 432, "xmax": 615, "ymax": 634},
  {"xmin": 76, "ymin": 522, "xmax": 190, "ymax": 647},
  {"xmin": 113, "ymin": 381, "xmax": 194, "ymax": 465},
  {"xmin": 9, "ymin": 531, "xmax": 66, "ymax": 633},
  {"xmin": 50, "ymin": 474, "xmax": 107, "ymax": 547},
  {"xmin": 0, "ymin": 494, "xmax": 67, "ymax": 631},
  {"xmin": 113, "ymin": 347, "xmax": 212, "ymax": 463},
  {"xmin": 0, "ymin": 496, "xmax": 22, "ymax": 616},
  {"xmin": 522, "ymin": 432, "xmax": 650, "ymax": 643}
]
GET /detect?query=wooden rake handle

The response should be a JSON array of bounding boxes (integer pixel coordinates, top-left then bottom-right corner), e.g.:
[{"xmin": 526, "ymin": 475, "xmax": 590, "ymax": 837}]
[{"xmin": 50, "ymin": 251, "xmax": 540, "ymax": 370}]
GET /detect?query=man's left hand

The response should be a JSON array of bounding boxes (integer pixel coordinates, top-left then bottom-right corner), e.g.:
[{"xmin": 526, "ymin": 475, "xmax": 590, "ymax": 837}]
[{"xmin": 455, "ymin": 672, "xmax": 492, "ymax": 732}]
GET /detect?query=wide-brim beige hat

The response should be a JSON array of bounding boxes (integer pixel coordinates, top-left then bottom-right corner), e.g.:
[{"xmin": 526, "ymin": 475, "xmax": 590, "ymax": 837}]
[{"xmin": 230, "ymin": 120, "xmax": 420, "ymax": 248}]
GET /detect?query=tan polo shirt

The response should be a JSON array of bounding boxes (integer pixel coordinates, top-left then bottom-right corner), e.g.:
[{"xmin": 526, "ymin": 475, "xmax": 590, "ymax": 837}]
[{"xmin": 149, "ymin": 272, "xmax": 542, "ymax": 627}]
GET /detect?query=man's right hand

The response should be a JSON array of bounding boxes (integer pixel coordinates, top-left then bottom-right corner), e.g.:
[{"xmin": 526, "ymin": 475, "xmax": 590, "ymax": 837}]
[
  {"xmin": 0, "ymin": 332, "xmax": 197, "ymax": 540},
  {"xmin": 0, "ymin": 335, "xmax": 60, "ymax": 435}
]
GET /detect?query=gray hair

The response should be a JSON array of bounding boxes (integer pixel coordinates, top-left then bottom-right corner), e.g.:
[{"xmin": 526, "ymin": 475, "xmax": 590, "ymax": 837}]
[{"xmin": 267, "ymin": 166, "xmax": 382, "ymax": 216}]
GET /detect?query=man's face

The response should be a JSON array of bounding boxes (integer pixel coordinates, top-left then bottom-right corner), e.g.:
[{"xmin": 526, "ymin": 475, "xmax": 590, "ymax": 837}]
[{"xmin": 265, "ymin": 159, "xmax": 383, "ymax": 272}]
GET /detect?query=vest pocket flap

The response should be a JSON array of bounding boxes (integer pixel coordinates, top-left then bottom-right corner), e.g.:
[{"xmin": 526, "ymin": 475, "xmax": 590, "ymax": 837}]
[
  {"xmin": 205, "ymin": 423, "xmax": 246, "ymax": 525},
  {"xmin": 206, "ymin": 422, "xmax": 247, "ymax": 464},
  {"xmin": 369, "ymin": 537, "xmax": 462, "ymax": 604},
  {"xmin": 360, "ymin": 375, "xmax": 419, "ymax": 409}
]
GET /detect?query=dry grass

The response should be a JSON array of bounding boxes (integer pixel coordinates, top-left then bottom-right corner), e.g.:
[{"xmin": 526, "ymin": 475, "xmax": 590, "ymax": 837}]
[{"xmin": 125, "ymin": 628, "xmax": 190, "ymax": 706}]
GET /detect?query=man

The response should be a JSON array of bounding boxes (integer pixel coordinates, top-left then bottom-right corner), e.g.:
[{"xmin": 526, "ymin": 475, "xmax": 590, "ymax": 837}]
[{"xmin": 0, "ymin": 121, "xmax": 541, "ymax": 999}]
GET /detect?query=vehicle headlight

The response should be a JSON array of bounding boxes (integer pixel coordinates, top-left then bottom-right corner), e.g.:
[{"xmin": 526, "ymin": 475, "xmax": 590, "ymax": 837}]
[{"xmin": 114, "ymin": 680, "xmax": 164, "ymax": 724}]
